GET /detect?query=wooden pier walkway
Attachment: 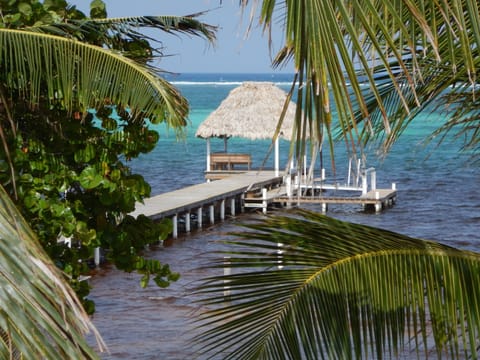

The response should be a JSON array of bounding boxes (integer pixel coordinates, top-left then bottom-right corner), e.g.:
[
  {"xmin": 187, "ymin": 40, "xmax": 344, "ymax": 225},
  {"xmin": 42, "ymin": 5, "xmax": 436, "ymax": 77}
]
[
  {"xmin": 274, "ymin": 188, "xmax": 397, "ymax": 212},
  {"xmin": 131, "ymin": 170, "xmax": 397, "ymax": 239},
  {"xmin": 130, "ymin": 171, "xmax": 282, "ymax": 238}
]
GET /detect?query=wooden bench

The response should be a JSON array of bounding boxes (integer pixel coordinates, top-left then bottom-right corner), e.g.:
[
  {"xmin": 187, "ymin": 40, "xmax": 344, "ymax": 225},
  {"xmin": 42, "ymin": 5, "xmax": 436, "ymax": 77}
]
[{"xmin": 210, "ymin": 153, "xmax": 251, "ymax": 171}]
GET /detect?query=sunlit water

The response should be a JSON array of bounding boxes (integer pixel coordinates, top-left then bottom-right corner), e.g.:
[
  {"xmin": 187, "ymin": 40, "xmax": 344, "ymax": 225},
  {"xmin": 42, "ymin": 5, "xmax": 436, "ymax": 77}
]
[{"xmin": 87, "ymin": 74, "xmax": 480, "ymax": 359}]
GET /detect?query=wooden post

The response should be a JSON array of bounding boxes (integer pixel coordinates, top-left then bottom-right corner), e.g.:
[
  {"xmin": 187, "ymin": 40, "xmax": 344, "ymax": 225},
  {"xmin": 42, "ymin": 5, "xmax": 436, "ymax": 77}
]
[
  {"xmin": 230, "ymin": 198, "xmax": 236, "ymax": 216},
  {"xmin": 275, "ymin": 137, "xmax": 279, "ymax": 176},
  {"xmin": 185, "ymin": 211, "xmax": 191, "ymax": 233},
  {"xmin": 262, "ymin": 188, "xmax": 268, "ymax": 214},
  {"xmin": 206, "ymin": 138, "xmax": 211, "ymax": 172},
  {"xmin": 286, "ymin": 175, "xmax": 292, "ymax": 196},
  {"xmin": 209, "ymin": 204, "xmax": 215, "ymax": 225},
  {"xmin": 172, "ymin": 214, "xmax": 178, "ymax": 238},
  {"xmin": 220, "ymin": 199, "xmax": 225, "ymax": 220},
  {"xmin": 371, "ymin": 170, "xmax": 377, "ymax": 191},
  {"xmin": 94, "ymin": 247, "xmax": 100, "ymax": 267},
  {"xmin": 197, "ymin": 207, "xmax": 202, "ymax": 229},
  {"xmin": 362, "ymin": 174, "xmax": 368, "ymax": 195},
  {"xmin": 321, "ymin": 202, "xmax": 328, "ymax": 213}
]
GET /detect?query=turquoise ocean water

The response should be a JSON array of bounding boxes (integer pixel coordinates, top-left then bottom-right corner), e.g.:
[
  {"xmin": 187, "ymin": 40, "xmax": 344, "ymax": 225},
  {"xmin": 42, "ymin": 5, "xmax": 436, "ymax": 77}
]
[{"xmin": 89, "ymin": 73, "xmax": 480, "ymax": 359}]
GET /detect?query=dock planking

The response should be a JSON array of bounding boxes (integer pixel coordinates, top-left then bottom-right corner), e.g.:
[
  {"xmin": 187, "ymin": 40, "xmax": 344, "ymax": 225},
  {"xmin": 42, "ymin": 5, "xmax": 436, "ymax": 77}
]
[
  {"xmin": 130, "ymin": 170, "xmax": 397, "ymax": 239},
  {"xmin": 130, "ymin": 171, "xmax": 282, "ymax": 221}
]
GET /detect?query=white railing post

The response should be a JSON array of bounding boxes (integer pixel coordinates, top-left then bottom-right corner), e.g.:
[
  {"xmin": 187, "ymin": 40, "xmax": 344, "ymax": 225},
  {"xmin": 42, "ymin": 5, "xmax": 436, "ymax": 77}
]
[
  {"xmin": 371, "ymin": 170, "xmax": 377, "ymax": 191},
  {"xmin": 362, "ymin": 173, "xmax": 368, "ymax": 195},
  {"xmin": 262, "ymin": 188, "xmax": 268, "ymax": 214},
  {"xmin": 286, "ymin": 175, "xmax": 292, "ymax": 197}
]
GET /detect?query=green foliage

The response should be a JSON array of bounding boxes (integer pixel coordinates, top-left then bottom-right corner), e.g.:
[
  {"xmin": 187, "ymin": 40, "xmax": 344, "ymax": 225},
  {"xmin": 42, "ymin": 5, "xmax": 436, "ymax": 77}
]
[
  {"xmin": 195, "ymin": 210, "xmax": 480, "ymax": 359},
  {"xmin": 0, "ymin": 0, "xmax": 199, "ymax": 312},
  {"xmin": 0, "ymin": 104, "xmax": 178, "ymax": 311},
  {"xmin": 0, "ymin": 184, "xmax": 105, "ymax": 359}
]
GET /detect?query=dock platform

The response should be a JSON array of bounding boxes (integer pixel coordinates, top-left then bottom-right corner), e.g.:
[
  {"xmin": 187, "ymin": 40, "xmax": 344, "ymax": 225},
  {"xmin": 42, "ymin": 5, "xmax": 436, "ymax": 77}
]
[
  {"xmin": 130, "ymin": 171, "xmax": 282, "ymax": 238},
  {"xmin": 131, "ymin": 170, "xmax": 397, "ymax": 239},
  {"xmin": 274, "ymin": 188, "xmax": 397, "ymax": 212}
]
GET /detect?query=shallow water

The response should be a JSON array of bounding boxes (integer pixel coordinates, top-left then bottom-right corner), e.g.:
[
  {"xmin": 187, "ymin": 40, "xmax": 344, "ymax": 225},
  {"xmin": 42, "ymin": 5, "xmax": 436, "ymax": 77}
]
[{"xmin": 87, "ymin": 73, "xmax": 480, "ymax": 359}]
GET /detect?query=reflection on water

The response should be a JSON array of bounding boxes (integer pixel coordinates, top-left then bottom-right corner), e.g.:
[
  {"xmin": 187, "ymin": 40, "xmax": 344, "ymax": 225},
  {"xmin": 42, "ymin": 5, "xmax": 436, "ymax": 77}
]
[{"xmin": 87, "ymin": 218, "xmax": 245, "ymax": 359}]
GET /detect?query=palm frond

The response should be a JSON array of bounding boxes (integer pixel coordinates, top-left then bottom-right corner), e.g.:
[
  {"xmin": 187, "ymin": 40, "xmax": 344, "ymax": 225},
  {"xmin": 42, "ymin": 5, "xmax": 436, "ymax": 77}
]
[
  {"xmin": 0, "ymin": 28, "xmax": 188, "ymax": 128},
  {"xmin": 86, "ymin": 14, "xmax": 217, "ymax": 42},
  {"xmin": 246, "ymin": 0, "xmax": 479, "ymax": 161},
  {"xmin": 0, "ymin": 185, "xmax": 104, "ymax": 359},
  {"xmin": 194, "ymin": 209, "xmax": 480, "ymax": 359}
]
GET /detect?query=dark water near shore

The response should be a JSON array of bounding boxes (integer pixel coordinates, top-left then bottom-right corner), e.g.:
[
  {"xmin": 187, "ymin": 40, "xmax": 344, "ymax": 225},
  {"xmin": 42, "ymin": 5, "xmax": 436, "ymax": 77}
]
[{"xmin": 87, "ymin": 73, "xmax": 480, "ymax": 359}]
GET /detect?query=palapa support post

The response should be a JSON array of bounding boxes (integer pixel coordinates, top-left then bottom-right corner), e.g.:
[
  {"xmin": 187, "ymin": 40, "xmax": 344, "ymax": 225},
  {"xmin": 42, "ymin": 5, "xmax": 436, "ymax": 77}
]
[{"xmin": 206, "ymin": 138, "xmax": 211, "ymax": 172}]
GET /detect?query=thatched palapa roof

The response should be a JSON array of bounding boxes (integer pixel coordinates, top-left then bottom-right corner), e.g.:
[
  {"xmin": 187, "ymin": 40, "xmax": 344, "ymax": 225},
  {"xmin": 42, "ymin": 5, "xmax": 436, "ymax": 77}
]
[{"xmin": 195, "ymin": 82, "xmax": 297, "ymax": 140}]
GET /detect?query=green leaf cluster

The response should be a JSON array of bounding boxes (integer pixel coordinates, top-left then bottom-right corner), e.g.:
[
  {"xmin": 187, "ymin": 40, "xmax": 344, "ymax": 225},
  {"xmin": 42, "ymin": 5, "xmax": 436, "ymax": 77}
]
[
  {"xmin": 0, "ymin": 184, "xmax": 105, "ymax": 359},
  {"xmin": 0, "ymin": 102, "xmax": 178, "ymax": 311},
  {"xmin": 0, "ymin": 1, "xmax": 216, "ymax": 313},
  {"xmin": 195, "ymin": 210, "xmax": 480, "ymax": 359}
]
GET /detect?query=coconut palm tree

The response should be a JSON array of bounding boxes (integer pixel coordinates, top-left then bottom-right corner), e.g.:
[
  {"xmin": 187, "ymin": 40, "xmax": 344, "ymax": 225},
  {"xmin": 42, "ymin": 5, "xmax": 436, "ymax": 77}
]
[
  {"xmin": 194, "ymin": 210, "xmax": 480, "ymax": 359},
  {"xmin": 0, "ymin": 1, "xmax": 216, "ymax": 358},
  {"xmin": 242, "ymin": 0, "xmax": 479, "ymax": 161},
  {"xmin": 193, "ymin": 0, "xmax": 480, "ymax": 358}
]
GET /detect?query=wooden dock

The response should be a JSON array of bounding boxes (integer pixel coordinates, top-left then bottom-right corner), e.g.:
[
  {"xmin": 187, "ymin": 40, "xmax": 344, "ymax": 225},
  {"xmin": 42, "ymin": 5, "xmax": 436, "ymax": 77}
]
[
  {"xmin": 274, "ymin": 188, "xmax": 397, "ymax": 212},
  {"xmin": 130, "ymin": 171, "xmax": 282, "ymax": 238},
  {"xmin": 130, "ymin": 170, "xmax": 397, "ymax": 239}
]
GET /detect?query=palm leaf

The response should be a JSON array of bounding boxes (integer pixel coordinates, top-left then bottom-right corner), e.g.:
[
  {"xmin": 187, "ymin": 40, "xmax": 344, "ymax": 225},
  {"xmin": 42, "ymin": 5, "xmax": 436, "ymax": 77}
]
[
  {"xmin": 0, "ymin": 184, "xmax": 105, "ymax": 359},
  {"xmin": 86, "ymin": 14, "xmax": 217, "ymax": 42},
  {"xmin": 194, "ymin": 209, "xmax": 480, "ymax": 359},
  {"xmin": 246, "ymin": 0, "xmax": 479, "ymax": 162},
  {"xmin": 0, "ymin": 28, "xmax": 188, "ymax": 128}
]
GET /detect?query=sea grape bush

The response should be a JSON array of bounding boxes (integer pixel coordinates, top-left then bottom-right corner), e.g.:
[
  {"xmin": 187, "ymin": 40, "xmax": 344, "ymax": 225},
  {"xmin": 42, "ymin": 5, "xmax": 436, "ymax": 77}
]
[{"xmin": 0, "ymin": 0, "xmax": 180, "ymax": 313}]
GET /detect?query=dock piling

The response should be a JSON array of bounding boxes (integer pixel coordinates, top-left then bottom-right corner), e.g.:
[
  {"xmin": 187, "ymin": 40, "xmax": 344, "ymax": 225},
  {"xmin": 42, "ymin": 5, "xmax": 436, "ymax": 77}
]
[
  {"xmin": 220, "ymin": 200, "xmax": 225, "ymax": 220},
  {"xmin": 172, "ymin": 214, "xmax": 178, "ymax": 238},
  {"xmin": 197, "ymin": 208, "xmax": 203, "ymax": 229},
  {"xmin": 209, "ymin": 205, "xmax": 215, "ymax": 225},
  {"xmin": 185, "ymin": 211, "xmax": 191, "ymax": 232}
]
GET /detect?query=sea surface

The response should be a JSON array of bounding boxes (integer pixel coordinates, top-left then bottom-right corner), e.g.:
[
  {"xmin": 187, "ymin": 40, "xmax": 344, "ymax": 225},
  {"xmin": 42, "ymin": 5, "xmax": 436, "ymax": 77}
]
[{"xmin": 87, "ymin": 73, "xmax": 480, "ymax": 359}]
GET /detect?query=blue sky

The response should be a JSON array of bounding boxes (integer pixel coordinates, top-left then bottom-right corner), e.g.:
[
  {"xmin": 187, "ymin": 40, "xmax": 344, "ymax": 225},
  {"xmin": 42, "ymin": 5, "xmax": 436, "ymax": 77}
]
[{"xmin": 76, "ymin": 0, "xmax": 293, "ymax": 73}]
